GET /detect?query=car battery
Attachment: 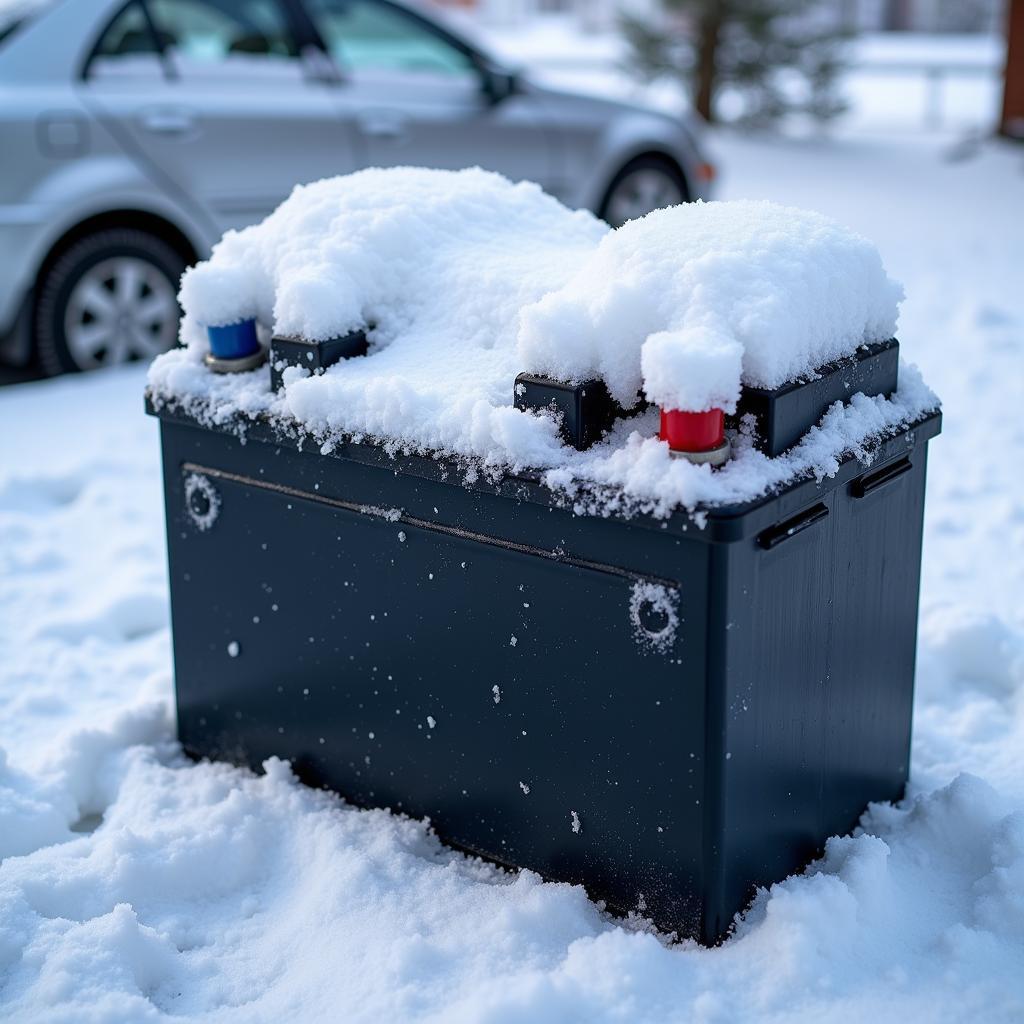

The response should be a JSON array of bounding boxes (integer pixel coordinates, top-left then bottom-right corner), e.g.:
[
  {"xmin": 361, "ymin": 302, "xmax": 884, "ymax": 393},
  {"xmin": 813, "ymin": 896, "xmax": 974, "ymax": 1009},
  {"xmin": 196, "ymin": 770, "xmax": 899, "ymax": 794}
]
[{"xmin": 147, "ymin": 336, "xmax": 939, "ymax": 944}]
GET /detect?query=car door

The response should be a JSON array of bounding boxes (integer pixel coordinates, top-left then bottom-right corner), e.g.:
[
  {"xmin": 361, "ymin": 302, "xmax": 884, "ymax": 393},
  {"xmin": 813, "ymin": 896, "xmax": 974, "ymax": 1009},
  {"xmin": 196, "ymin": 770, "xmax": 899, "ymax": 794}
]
[
  {"xmin": 81, "ymin": 0, "xmax": 360, "ymax": 234},
  {"xmin": 302, "ymin": 0, "xmax": 555, "ymax": 190}
]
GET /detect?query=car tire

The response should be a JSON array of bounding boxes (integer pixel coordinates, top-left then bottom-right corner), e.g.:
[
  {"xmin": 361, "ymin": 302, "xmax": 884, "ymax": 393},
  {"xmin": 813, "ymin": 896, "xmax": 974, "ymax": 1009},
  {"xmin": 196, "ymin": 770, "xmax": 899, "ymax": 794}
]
[
  {"xmin": 599, "ymin": 156, "xmax": 689, "ymax": 229},
  {"xmin": 35, "ymin": 228, "xmax": 186, "ymax": 376}
]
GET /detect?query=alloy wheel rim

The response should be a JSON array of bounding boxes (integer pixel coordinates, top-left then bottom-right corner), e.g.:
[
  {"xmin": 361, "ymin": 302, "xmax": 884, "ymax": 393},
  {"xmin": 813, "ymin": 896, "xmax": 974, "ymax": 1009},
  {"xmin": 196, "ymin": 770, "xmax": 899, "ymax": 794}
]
[
  {"xmin": 606, "ymin": 169, "xmax": 684, "ymax": 228},
  {"xmin": 64, "ymin": 256, "xmax": 178, "ymax": 369}
]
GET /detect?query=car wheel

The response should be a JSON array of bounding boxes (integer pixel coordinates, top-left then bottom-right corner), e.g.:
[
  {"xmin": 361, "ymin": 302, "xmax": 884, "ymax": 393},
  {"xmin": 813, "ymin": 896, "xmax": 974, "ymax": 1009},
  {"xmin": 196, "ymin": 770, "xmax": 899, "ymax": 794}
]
[
  {"xmin": 35, "ymin": 228, "xmax": 186, "ymax": 376},
  {"xmin": 599, "ymin": 156, "xmax": 688, "ymax": 228}
]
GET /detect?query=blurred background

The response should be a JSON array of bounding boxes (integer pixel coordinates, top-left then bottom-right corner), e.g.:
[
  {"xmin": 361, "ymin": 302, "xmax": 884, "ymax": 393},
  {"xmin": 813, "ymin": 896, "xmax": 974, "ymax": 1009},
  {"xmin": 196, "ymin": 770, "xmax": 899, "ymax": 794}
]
[
  {"xmin": 0, "ymin": 0, "xmax": 1020, "ymax": 385},
  {"xmin": 452, "ymin": 0, "xmax": 1012, "ymax": 132}
]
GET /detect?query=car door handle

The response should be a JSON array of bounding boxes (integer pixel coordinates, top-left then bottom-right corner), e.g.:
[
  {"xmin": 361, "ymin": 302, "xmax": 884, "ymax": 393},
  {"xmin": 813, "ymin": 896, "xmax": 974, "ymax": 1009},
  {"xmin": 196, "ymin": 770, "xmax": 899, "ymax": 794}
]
[
  {"xmin": 357, "ymin": 113, "xmax": 407, "ymax": 139},
  {"xmin": 140, "ymin": 107, "xmax": 196, "ymax": 136}
]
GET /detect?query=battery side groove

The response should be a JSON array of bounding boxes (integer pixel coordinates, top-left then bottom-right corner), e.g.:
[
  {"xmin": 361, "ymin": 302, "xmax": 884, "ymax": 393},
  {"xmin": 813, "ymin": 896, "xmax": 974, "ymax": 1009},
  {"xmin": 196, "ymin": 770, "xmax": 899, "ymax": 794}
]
[{"xmin": 181, "ymin": 461, "xmax": 681, "ymax": 590}]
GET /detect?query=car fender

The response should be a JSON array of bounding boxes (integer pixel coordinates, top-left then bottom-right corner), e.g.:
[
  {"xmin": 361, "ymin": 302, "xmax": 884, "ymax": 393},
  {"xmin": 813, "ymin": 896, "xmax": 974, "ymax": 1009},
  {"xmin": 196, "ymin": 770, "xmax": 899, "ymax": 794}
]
[
  {"xmin": 31, "ymin": 154, "xmax": 212, "ymax": 261},
  {"xmin": 1, "ymin": 154, "xmax": 213, "ymax": 330},
  {"xmin": 577, "ymin": 112, "xmax": 705, "ymax": 213}
]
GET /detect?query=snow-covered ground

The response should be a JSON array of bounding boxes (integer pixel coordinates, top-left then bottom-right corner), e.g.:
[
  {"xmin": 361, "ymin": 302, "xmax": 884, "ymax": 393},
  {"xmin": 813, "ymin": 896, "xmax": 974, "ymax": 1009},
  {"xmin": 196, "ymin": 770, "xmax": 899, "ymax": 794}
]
[{"xmin": 2, "ymin": 131, "xmax": 1023, "ymax": 1021}]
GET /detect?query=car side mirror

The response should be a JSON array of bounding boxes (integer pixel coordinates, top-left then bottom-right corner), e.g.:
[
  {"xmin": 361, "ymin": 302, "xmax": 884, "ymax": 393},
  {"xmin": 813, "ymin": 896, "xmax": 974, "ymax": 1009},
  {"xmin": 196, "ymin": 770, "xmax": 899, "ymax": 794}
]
[{"xmin": 478, "ymin": 61, "xmax": 518, "ymax": 105}]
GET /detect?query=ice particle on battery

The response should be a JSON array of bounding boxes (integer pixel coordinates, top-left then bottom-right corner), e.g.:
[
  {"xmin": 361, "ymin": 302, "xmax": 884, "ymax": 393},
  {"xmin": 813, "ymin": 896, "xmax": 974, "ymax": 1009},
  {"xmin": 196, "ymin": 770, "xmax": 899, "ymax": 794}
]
[
  {"xmin": 492, "ymin": 685, "xmax": 501, "ymax": 704},
  {"xmin": 427, "ymin": 715, "xmax": 436, "ymax": 729},
  {"xmin": 227, "ymin": 641, "xmax": 240, "ymax": 658},
  {"xmin": 519, "ymin": 781, "xmax": 530, "ymax": 795},
  {"xmin": 510, "ymin": 635, "xmax": 518, "ymax": 647},
  {"xmin": 571, "ymin": 810, "xmax": 582, "ymax": 834}
]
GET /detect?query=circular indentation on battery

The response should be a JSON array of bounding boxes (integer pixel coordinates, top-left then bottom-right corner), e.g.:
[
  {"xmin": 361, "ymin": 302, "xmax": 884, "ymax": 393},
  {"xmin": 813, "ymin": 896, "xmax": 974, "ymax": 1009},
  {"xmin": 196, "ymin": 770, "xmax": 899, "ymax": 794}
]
[
  {"xmin": 189, "ymin": 487, "xmax": 210, "ymax": 519},
  {"xmin": 637, "ymin": 599, "xmax": 670, "ymax": 635},
  {"xmin": 629, "ymin": 581, "xmax": 679, "ymax": 654},
  {"xmin": 184, "ymin": 473, "xmax": 221, "ymax": 531}
]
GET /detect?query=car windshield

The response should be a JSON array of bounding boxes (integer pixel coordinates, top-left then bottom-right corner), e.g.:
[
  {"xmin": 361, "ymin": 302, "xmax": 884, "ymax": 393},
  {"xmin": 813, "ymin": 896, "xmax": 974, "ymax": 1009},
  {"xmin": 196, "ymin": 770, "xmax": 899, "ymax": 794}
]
[{"xmin": 0, "ymin": 0, "xmax": 58, "ymax": 47}]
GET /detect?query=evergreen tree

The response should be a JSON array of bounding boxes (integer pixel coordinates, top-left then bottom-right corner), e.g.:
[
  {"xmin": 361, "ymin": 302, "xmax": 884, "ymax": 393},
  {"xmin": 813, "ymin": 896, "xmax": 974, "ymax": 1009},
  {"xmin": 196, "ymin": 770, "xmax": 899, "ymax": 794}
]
[{"xmin": 622, "ymin": 0, "xmax": 851, "ymax": 125}]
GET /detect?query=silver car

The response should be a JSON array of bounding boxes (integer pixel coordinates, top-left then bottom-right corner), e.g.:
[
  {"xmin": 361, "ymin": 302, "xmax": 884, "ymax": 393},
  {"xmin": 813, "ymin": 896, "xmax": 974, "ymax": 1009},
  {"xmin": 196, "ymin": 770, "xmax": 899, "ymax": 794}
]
[{"xmin": 0, "ymin": 0, "xmax": 713, "ymax": 375}]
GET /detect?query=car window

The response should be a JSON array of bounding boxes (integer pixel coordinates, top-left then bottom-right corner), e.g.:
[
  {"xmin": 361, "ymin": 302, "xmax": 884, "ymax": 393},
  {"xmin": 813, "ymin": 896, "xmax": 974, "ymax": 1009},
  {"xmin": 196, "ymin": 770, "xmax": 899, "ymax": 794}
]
[
  {"xmin": 92, "ymin": 1, "xmax": 157, "ymax": 58},
  {"xmin": 86, "ymin": 1, "xmax": 165, "ymax": 80},
  {"xmin": 147, "ymin": 0, "xmax": 298, "ymax": 63},
  {"xmin": 305, "ymin": 0, "xmax": 474, "ymax": 76}
]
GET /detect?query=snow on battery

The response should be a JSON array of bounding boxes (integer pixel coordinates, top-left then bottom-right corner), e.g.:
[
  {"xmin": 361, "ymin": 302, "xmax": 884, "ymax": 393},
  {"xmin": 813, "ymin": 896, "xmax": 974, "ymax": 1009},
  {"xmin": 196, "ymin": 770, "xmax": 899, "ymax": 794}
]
[
  {"xmin": 148, "ymin": 166, "xmax": 937, "ymax": 514},
  {"xmin": 144, "ymin": 167, "xmax": 941, "ymax": 942}
]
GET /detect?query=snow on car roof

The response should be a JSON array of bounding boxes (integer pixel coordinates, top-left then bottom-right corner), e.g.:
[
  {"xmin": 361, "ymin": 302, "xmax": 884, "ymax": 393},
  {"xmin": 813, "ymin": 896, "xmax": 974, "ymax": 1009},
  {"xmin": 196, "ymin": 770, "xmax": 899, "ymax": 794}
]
[{"xmin": 147, "ymin": 166, "xmax": 937, "ymax": 516}]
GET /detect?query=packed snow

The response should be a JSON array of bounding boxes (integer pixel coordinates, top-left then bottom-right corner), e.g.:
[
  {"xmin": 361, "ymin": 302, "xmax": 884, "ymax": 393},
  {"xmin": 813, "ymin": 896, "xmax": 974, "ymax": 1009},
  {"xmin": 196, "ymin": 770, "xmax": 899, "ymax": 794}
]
[
  {"xmin": 149, "ymin": 168, "xmax": 928, "ymax": 516},
  {"xmin": 2, "ymin": 132, "xmax": 1022, "ymax": 1022},
  {"xmin": 519, "ymin": 199, "xmax": 901, "ymax": 406}
]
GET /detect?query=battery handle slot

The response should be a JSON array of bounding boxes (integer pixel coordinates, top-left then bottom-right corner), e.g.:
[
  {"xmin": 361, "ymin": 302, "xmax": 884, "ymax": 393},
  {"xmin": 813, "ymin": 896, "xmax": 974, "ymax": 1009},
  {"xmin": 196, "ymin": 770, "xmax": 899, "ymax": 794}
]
[
  {"xmin": 851, "ymin": 456, "xmax": 912, "ymax": 499},
  {"xmin": 757, "ymin": 502, "xmax": 829, "ymax": 550}
]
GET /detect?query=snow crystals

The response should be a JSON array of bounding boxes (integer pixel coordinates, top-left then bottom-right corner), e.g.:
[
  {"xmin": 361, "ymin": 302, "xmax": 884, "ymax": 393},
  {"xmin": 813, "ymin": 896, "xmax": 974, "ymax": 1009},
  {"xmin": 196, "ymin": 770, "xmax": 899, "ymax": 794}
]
[{"xmin": 360, "ymin": 505, "xmax": 403, "ymax": 523}]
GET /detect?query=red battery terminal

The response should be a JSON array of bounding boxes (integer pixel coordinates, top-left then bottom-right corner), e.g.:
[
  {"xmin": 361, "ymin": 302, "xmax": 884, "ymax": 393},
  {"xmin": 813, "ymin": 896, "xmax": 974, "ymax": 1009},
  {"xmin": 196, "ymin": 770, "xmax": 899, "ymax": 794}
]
[{"xmin": 659, "ymin": 408, "xmax": 731, "ymax": 466}]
